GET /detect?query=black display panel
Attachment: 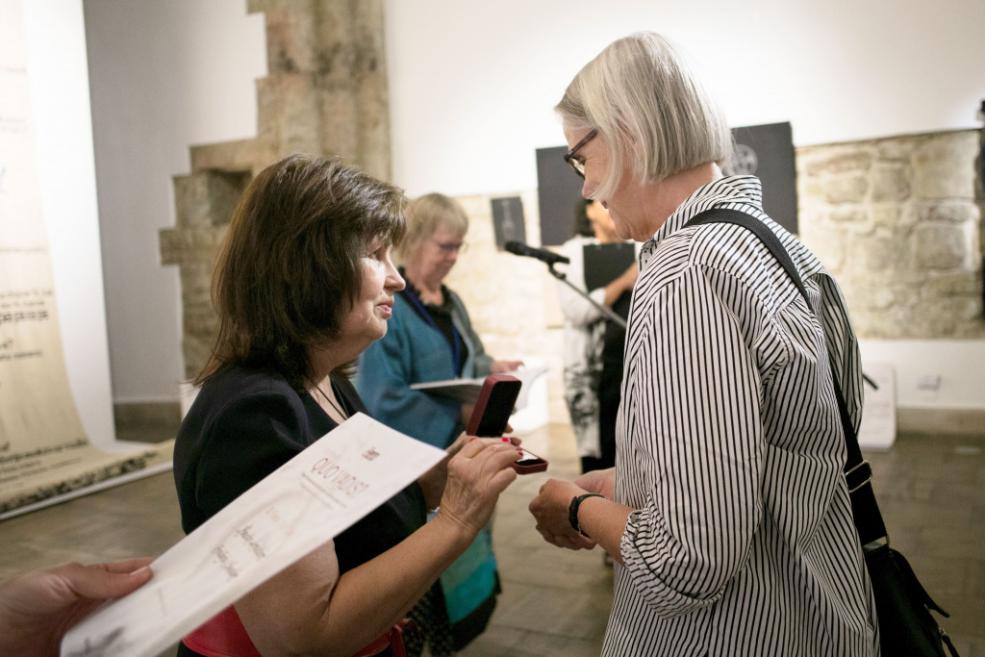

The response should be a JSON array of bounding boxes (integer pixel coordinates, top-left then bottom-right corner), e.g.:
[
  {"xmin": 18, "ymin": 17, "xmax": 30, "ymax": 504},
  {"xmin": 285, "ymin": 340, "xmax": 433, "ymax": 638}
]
[
  {"xmin": 583, "ymin": 242, "xmax": 636, "ymax": 291},
  {"xmin": 490, "ymin": 196, "xmax": 526, "ymax": 248},
  {"xmin": 724, "ymin": 122, "xmax": 798, "ymax": 234},
  {"xmin": 535, "ymin": 121, "xmax": 798, "ymax": 244},
  {"xmin": 535, "ymin": 145, "xmax": 584, "ymax": 246}
]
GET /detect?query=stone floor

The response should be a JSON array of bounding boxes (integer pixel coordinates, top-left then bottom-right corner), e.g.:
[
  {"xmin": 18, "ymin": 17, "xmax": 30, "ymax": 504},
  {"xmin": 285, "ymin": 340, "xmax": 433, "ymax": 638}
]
[{"xmin": 0, "ymin": 423, "xmax": 981, "ymax": 656}]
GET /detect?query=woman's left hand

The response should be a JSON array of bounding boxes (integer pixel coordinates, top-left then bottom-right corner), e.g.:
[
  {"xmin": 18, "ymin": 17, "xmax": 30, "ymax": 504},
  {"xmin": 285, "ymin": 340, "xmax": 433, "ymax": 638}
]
[
  {"xmin": 490, "ymin": 359, "xmax": 524, "ymax": 374},
  {"xmin": 529, "ymin": 479, "xmax": 597, "ymax": 550}
]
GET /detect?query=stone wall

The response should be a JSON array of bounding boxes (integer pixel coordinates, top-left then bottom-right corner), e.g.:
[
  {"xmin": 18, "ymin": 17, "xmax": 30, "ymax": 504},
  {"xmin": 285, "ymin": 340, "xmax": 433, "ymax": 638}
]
[
  {"xmin": 798, "ymin": 130, "xmax": 985, "ymax": 338},
  {"xmin": 450, "ymin": 131, "xmax": 985, "ymax": 421},
  {"xmin": 159, "ymin": 0, "xmax": 390, "ymax": 379}
]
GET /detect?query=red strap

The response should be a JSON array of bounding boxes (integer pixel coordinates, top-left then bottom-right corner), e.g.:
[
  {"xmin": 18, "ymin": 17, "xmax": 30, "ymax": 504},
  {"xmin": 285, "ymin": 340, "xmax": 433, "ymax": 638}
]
[
  {"xmin": 351, "ymin": 631, "xmax": 393, "ymax": 657},
  {"xmin": 182, "ymin": 606, "xmax": 262, "ymax": 657},
  {"xmin": 182, "ymin": 606, "xmax": 407, "ymax": 657},
  {"xmin": 352, "ymin": 619, "xmax": 410, "ymax": 657}
]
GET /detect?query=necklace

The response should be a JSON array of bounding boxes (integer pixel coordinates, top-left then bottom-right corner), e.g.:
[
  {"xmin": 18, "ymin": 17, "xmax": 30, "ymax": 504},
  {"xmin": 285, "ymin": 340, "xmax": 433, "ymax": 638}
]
[{"xmin": 313, "ymin": 379, "xmax": 348, "ymax": 422}]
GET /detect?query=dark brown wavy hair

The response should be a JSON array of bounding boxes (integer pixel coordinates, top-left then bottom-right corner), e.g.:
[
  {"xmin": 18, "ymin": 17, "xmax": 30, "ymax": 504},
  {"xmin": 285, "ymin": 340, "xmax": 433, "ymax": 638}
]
[{"xmin": 195, "ymin": 155, "xmax": 406, "ymax": 390}]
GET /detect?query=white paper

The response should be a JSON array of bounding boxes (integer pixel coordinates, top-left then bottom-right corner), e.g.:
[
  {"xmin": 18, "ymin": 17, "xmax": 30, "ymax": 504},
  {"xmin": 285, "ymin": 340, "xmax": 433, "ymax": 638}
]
[
  {"xmin": 61, "ymin": 413, "xmax": 446, "ymax": 657},
  {"xmin": 410, "ymin": 376, "xmax": 484, "ymax": 402},
  {"xmin": 410, "ymin": 366, "xmax": 549, "ymax": 409}
]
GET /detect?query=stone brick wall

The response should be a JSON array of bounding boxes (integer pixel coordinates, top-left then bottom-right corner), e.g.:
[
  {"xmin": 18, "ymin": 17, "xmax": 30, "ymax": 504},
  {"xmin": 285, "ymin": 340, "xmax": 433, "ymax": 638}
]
[
  {"xmin": 798, "ymin": 130, "xmax": 985, "ymax": 338},
  {"xmin": 160, "ymin": 0, "xmax": 390, "ymax": 379},
  {"xmin": 450, "ymin": 131, "xmax": 985, "ymax": 421}
]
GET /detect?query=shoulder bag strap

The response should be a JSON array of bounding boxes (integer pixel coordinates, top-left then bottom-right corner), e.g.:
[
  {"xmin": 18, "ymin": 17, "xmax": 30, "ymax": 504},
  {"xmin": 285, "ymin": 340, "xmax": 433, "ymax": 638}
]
[{"xmin": 684, "ymin": 207, "xmax": 888, "ymax": 548}]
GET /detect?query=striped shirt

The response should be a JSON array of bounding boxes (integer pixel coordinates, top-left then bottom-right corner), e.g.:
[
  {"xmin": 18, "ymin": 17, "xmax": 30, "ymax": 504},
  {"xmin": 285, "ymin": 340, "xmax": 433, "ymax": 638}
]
[{"xmin": 604, "ymin": 176, "xmax": 879, "ymax": 657}]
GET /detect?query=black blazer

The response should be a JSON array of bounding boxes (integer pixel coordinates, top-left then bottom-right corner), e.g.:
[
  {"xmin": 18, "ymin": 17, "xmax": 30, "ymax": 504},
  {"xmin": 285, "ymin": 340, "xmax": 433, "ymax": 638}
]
[{"xmin": 173, "ymin": 364, "xmax": 426, "ymax": 574}]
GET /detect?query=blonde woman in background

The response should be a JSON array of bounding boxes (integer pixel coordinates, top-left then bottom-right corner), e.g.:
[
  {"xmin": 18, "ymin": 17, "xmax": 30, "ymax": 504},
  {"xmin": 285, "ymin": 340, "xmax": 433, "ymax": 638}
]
[{"xmin": 357, "ymin": 192, "xmax": 522, "ymax": 655}]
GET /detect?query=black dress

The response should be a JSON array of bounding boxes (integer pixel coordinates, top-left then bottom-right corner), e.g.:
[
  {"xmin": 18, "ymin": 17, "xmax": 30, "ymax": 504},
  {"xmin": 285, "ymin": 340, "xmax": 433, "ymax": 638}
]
[
  {"xmin": 596, "ymin": 289, "xmax": 631, "ymax": 470},
  {"xmin": 172, "ymin": 364, "xmax": 427, "ymax": 657}
]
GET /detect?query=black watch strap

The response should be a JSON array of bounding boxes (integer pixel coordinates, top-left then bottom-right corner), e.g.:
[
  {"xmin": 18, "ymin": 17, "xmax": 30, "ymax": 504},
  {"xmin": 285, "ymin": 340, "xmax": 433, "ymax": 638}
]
[{"xmin": 568, "ymin": 492, "xmax": 605, "ymax": 536}]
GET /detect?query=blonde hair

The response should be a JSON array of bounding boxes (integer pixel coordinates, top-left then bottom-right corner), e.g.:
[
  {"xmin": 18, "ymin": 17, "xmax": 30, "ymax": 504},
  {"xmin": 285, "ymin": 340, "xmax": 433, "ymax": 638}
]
[
  {"xmin": 556, "ymin": 32, "xmax": 733, "ymax": 200},
  {"xmin": 396, "ymin": 192, "xmax": 469, "ymax": 262}
]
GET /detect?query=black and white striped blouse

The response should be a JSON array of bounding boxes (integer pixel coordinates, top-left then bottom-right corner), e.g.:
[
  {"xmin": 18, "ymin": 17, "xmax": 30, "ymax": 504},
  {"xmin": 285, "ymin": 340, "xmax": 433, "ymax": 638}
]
[{"xmin": 605, "ymin": 176, "xmax": 879, "ymax": 657}]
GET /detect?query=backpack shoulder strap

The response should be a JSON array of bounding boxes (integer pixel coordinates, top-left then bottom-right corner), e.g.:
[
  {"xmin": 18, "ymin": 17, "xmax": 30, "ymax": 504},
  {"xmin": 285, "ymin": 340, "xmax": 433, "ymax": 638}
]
[
  {"xmin": 684, "ymin": 207, "xmax": 888, "ymax": 548},
  {"xmin": 685, "ymin": 208, "xmax": 810, "ymax": 306}
]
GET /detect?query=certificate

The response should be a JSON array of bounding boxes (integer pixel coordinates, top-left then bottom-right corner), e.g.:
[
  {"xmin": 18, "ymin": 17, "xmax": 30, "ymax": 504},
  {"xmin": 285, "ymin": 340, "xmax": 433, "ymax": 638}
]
[{"xmin": 61, "ymin": 413, "xmax": 446, "ymax": 657}]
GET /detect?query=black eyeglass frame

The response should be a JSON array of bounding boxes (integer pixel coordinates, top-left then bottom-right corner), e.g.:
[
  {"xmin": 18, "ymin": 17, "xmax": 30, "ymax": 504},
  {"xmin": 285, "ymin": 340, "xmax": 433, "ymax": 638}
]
[{"xmin": 562, "ymin": 129, "xmax": 598, "ymax": 179}]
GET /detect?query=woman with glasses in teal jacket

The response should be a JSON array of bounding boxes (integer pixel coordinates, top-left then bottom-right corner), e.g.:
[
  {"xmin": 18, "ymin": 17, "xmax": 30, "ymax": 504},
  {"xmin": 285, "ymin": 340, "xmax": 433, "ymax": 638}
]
[{"xmin": 357, "ymin": 192, "xmax": 521, "ymax": 655}]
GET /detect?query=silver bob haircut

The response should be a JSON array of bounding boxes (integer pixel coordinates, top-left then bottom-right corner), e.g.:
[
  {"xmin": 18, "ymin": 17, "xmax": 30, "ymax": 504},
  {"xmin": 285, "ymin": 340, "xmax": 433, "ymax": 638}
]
[{"xmin": 556, "ymin": 32, "xmax": 733, "ymax": 200}]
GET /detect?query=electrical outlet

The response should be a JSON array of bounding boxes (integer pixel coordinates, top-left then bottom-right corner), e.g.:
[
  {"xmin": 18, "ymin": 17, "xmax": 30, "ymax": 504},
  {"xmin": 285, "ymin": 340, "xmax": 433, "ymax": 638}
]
[{"xmin": 915, "ymin": 374, "xmax": 942, "ymax": 392}]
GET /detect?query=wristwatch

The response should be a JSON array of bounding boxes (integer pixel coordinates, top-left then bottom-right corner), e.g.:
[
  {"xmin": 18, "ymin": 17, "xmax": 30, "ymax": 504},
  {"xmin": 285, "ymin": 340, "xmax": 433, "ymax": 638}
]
[{"xmin": 568, "ymin": 492, "xmax": 605, "ymax": 537}]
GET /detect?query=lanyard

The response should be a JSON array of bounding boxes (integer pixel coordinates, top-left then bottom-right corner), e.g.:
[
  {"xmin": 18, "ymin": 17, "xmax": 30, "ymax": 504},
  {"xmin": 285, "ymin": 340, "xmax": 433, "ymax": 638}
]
[{"xmin": 401, "ymin": 288, "xmax": 463, "ymax": 374}]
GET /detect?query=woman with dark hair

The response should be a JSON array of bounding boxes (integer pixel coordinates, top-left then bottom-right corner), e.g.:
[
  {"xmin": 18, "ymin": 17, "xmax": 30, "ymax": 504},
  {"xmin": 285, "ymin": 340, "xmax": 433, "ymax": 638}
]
[{"xmin": 173, "ymin": 155, "xmax": 520, "ymax": 657}]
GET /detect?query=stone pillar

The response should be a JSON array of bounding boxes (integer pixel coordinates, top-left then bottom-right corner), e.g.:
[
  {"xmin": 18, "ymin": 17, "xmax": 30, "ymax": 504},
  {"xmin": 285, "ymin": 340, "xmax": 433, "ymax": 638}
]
[
  {"xmin": 159, "ymin": 0, "xmax": 390, "ymax": 379},
  {"xmin": 252, "ymin": 0, "xmax": 390, "ymax": 179},
  {"xmin": 798, "ymin": 130, "xmax": 985, "ymax": 339}
]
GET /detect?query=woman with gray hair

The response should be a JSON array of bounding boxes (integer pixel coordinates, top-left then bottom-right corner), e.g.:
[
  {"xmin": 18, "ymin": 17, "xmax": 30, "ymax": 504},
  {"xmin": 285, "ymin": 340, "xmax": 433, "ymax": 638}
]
[
  {"xmin": 357, "ymin": 192, "xmax": 522, "ymax": 655},
  {"xmin": 358, "ymin": 192, "xmax": 522, "ymax": 448},
  {"xmin": 529, "ymin": 33, "xmax": 879, "ymax": 656}
]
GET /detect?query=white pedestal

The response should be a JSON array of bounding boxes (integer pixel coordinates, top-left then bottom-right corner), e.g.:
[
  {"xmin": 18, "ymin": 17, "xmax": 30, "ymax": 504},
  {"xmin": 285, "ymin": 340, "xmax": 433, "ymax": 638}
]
[{"xmin": 858, "ymin": 362, "xmax": 897, "ymax": 451}]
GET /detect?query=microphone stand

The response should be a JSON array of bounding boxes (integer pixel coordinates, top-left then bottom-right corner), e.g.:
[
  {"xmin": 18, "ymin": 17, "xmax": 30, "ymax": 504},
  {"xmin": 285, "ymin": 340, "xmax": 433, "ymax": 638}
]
[
  {"xmin": 546, "ymin": 262, "xmax": 628, "ymax": 329},
  {"xmin": 540, "ymin": 251, "xmax": 879, "ymax": 388}
]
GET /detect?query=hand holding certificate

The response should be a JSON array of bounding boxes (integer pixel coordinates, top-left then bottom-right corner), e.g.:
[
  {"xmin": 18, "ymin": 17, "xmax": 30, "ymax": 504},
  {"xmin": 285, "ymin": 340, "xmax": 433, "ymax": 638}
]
[
  {"xmin": 61, "ymin": 414, "xmax": 446, "ymax": 657},
  {"xmin": 0, "ymin": 558, "xmax": 153, "ymax": 657}
]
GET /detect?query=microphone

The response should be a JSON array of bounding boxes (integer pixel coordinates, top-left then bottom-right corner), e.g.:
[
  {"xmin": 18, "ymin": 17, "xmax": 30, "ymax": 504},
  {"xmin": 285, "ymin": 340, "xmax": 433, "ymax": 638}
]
[{"xmin": 504, "ymin": 241, "xmax": 570, "ymax": 266}]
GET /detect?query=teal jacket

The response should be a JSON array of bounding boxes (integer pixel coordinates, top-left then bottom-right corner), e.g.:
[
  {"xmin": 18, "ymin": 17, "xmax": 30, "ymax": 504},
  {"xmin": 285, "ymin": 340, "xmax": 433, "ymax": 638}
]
[{"xmin": 356, "ymin": 287, "xmax": 492, "ymax": 448}]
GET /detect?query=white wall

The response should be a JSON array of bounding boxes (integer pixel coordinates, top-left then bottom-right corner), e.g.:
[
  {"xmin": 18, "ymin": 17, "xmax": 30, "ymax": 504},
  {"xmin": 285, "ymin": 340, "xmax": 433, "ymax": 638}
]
[
  {"xmin": 20, "ymin": 0, "xmax": 115, "ymax": 444},
  {"xmin": 81, "ymin": 1, "xmax": 984, "ymax": 411},
  {"xmin": 84, "ymin": 0, "xmax": 265, "ymax": 404},
  {"xmin": 385, "ymin": 0, "xmax": 985, "ymax": 197},
  {"xmin": 384, "ymin": 0, "xmax": 985, "ymax": 411}
]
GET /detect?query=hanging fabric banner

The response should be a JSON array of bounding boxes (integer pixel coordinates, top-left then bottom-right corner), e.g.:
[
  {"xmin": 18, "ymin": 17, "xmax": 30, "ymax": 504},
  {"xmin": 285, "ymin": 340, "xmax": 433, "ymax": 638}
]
[{"xmin": 0, "ymin": 0, "xmax": 166, "ymax": 518}]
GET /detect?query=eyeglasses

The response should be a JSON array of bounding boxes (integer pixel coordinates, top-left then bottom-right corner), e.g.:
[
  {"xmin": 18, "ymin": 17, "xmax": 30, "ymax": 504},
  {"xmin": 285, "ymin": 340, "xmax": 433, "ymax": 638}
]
[
  {"xmin": 432, "ymin": 239, "xmax": 467, "ymax": 255},
  {"xmin": 562, "ymin": 129, "xmax": 598, "ymax": 179}
]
